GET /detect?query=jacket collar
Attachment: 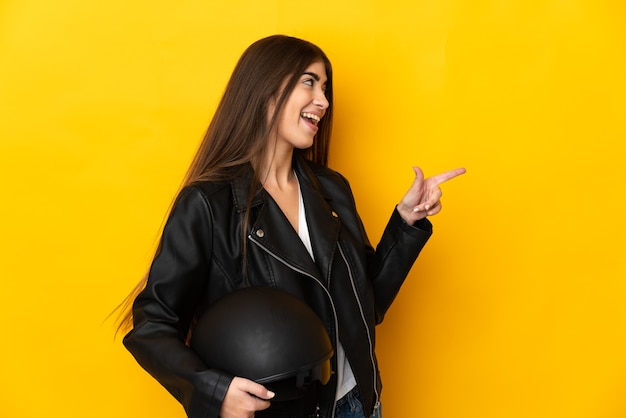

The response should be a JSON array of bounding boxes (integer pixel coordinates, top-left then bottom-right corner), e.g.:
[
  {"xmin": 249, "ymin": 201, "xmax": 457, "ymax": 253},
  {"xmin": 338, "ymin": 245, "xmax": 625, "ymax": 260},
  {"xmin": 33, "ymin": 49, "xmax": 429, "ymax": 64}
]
[
  {"xmin": 230, "ymin": 164, "xmax": 264, "ymax": 214},
  {"xmin": 232, "ymin": 155, "xmax": 340, "ymax": 283},
  {"xmin": 229, "ymin": 154, "xmax": 334, "ymax": 213},
  {"xmin": 294, "ymin": 157, "xmax": 341, "ymax": 277}
]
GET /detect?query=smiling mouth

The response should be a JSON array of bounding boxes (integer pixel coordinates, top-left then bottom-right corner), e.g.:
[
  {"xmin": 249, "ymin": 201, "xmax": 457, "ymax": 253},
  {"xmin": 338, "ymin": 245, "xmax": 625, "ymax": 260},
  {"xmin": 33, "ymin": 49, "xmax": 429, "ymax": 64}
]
[{"xmin": 301, "ymin": 112, "xmax": 321, "ymax": 126}]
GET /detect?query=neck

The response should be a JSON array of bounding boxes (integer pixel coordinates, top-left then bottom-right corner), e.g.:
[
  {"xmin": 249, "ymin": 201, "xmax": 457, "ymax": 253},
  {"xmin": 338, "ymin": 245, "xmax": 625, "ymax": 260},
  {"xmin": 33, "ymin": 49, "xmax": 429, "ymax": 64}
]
[{"xmin": 258, "ymin": 146, "xmax": 295, "ymax": 189}]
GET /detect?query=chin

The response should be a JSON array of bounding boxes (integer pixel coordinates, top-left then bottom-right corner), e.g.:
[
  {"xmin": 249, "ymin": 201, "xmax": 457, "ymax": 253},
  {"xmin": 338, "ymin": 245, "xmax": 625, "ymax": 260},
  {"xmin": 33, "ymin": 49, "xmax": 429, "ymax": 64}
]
[{"xmin": 293, "ymin": 140, "xmax": 315, "ymax": 150}]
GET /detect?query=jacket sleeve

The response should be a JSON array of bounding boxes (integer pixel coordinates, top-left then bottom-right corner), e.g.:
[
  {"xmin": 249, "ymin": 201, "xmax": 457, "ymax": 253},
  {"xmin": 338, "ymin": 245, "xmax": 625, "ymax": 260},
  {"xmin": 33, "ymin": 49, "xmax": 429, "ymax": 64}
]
[
  {"xmin": 369, "ymin": 208, "xmax": 432, "ymax": 324},
  {"xmin": 326, "ymin": 169, "xmax": 433, "ymax": 324},
  {"xmin": 123, "ymin": 186, "xmax": 233, "ymax": 418}
]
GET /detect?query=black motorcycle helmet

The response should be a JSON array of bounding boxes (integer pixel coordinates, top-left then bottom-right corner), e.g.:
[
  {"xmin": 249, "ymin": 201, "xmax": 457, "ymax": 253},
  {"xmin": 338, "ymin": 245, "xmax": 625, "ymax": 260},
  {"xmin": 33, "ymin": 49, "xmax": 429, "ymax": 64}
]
[{"xmin": 190, "ymin": 287, "xmax": 334, "ymax": 401}]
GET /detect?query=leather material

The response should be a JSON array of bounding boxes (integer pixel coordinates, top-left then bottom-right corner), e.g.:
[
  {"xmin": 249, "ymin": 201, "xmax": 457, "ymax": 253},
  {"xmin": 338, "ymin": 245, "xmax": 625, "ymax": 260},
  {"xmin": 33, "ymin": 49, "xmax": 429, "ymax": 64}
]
[{"xmin": 123, "ymin": 155, "xmax": 432, "ymax": 418}]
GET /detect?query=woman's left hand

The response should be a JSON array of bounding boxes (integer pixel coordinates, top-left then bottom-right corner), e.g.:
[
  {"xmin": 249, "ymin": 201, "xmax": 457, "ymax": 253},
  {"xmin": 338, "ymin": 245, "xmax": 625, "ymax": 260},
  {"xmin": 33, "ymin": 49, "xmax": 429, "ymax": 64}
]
[{"xmin": 396, "ymin": 166, "xmax": 466, "ymax": 224}]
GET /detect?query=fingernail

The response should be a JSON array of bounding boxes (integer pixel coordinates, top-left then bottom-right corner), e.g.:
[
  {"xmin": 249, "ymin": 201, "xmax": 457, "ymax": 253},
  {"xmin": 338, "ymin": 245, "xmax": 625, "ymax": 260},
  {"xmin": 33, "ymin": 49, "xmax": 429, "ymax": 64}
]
[
  {"xmin": 413, "ymin": 207, "xmax": 420, "ymax": 212},
  {"xmin": 424, "ymin": 205, "xmax": 430, "ymax": 210},
  {"xmin": 267, "ymin": 391, "xmax": 275, "ymax": 398}
]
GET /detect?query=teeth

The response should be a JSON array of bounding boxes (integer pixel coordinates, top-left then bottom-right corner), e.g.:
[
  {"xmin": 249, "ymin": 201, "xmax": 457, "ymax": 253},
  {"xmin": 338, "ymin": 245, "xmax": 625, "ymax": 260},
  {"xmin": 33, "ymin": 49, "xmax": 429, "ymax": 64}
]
[{"xmin": 301, "ymin": 112, "xmax": 321, "ymax": 124}]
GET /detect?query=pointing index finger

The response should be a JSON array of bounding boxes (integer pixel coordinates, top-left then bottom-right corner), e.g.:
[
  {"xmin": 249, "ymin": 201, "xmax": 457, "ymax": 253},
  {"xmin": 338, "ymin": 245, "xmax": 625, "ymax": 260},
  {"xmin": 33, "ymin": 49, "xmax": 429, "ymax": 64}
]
[{"xmin": 429, "ymin": 167, "xmax": 466, "ymax": 186}]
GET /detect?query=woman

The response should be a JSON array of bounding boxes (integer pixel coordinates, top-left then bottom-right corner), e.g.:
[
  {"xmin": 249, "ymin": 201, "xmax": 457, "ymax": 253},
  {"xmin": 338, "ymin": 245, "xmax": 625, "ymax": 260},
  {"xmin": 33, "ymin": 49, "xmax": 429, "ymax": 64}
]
[{"xmin": 119, "ymin": 35, "xmax": 465, "ymax": 418}]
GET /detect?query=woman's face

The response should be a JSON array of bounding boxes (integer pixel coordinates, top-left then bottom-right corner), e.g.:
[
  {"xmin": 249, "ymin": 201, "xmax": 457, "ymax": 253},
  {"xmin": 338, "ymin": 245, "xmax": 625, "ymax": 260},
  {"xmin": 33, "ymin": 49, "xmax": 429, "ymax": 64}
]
[{"xmin": 273, "ymin": 61, "xmax": 329, "ymax": 151}]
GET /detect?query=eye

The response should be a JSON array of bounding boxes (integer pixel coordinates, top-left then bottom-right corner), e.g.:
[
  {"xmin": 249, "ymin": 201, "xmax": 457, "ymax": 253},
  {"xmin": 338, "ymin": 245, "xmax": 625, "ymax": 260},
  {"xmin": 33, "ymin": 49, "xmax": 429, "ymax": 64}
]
[{"xmin": 303, "ymin": 78, "xmax": 314, "ymax": 87}]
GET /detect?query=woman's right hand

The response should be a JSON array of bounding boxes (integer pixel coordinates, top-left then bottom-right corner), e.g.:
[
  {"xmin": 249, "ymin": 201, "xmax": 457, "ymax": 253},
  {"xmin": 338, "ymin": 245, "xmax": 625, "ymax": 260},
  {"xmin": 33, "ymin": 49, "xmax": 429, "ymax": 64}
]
[{"xmin": 219, "ymin": 376, "xmax": 275, "ymax": 418}]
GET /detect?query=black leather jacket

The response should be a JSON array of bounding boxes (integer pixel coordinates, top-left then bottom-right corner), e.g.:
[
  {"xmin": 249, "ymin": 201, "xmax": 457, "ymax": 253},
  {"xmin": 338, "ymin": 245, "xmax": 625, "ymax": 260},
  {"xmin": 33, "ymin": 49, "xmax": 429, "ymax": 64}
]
[{"xmin": 124, "ymin": 156, "xmax": 432, "ymax": 418}]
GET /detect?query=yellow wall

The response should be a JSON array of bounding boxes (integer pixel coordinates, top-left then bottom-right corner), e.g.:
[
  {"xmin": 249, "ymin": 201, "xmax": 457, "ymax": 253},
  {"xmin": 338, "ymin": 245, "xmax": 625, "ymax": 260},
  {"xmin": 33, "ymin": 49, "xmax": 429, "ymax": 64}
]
[{"xmin": 1, "ymin": 1, "xmax": 625, "ymax": 417}]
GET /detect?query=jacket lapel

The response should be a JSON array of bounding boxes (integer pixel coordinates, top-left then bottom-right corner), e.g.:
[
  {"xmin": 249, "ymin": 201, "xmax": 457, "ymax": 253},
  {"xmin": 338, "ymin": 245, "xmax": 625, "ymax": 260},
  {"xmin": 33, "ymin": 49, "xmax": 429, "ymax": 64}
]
[
  {"xmin": 231, "ymin": 163, "xmax": 320, "ymax": 280},
  {"xmin": 294, "ymin": 157, "xmax": 341, "ymax": 286},
  {"xmin": 230, "ymin": 159, "xmax": 341, "ymax": 285}
]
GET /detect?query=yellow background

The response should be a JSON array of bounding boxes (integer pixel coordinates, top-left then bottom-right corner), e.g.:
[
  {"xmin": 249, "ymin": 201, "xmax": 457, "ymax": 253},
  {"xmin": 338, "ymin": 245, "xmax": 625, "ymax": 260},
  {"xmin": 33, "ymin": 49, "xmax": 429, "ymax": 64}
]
[{"xmin": 1, "ymin": 0, "xmax": 625, "ymax": 417}]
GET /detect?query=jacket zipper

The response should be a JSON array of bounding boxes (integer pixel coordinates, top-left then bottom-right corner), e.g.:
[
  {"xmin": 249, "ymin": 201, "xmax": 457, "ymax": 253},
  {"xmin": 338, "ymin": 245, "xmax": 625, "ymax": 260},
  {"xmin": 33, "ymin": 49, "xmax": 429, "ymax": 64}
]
[
  {"xmin": 337, "ymin": 242, "xmax": 380, "ymax": 411},
  {"xmin": 249, "ymin": 234, "xmax": 340, "ymax": 418}
]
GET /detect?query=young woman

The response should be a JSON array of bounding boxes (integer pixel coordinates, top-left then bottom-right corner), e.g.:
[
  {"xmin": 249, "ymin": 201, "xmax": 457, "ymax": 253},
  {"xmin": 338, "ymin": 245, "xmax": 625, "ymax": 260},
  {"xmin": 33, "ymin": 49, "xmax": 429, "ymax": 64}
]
[{"xmin": 119, "ymin": 35, "xmax": 465, "ymax": 418}]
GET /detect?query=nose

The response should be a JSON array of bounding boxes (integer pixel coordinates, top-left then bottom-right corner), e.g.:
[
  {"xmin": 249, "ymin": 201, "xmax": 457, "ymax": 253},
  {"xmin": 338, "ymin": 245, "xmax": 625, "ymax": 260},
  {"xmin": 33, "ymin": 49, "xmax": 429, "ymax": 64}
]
[{"xmin": 314, "ymin": 88, "xmax": 329, "ymax": 110}]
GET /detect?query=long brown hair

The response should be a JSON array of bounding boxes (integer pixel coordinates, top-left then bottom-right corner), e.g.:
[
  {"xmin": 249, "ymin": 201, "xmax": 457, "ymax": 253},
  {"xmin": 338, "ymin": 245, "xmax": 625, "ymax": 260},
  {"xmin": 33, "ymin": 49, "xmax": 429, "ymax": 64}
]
[{"xmin": 114, "ymin": 35, "xmax": 335, "ymax": 334}]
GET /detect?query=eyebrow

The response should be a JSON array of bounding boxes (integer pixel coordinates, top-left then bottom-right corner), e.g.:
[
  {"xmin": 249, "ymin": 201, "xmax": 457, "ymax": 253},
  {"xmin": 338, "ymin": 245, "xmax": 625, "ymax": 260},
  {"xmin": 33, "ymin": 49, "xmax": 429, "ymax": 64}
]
[{"xmin": 303, "ymin": 71, "xmax": 323, "ymax": 82}]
